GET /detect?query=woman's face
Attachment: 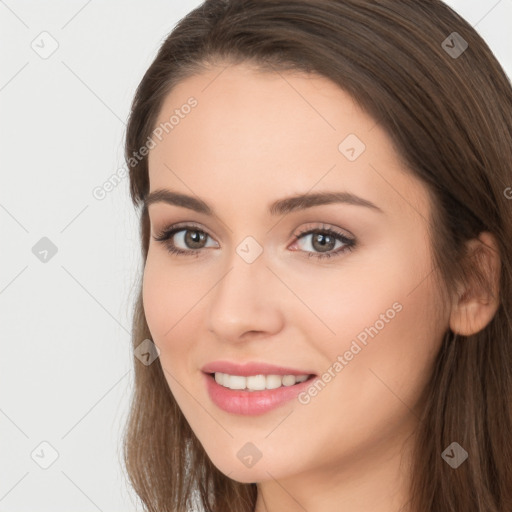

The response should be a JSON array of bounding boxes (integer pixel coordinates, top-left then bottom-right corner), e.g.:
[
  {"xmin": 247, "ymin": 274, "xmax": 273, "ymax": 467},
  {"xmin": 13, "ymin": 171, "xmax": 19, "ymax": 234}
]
[{"xmin": 143, "ymin": 62, "xmax": 449, "ymax": 484}]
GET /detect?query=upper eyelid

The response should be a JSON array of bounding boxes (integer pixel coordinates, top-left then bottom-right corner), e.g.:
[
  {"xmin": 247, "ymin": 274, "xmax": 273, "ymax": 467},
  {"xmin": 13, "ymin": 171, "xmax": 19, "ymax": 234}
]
[{"xmin": 152, "ymin": 220, "xmax": 206, "ymax": 236}]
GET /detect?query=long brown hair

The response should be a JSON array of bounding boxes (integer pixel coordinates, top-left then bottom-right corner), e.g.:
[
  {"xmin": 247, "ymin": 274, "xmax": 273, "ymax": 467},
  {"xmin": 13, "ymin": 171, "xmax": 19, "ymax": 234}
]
[{"xmin": 122, "ymin": 1, "xmax": 512, "ymax": 510}]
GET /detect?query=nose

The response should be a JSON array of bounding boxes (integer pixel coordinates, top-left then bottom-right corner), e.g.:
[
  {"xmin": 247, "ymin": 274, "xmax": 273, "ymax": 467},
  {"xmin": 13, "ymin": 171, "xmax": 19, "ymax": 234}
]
[{"xmin": 206, "ymin": 249, "xmax": 285, "ymax": 343}]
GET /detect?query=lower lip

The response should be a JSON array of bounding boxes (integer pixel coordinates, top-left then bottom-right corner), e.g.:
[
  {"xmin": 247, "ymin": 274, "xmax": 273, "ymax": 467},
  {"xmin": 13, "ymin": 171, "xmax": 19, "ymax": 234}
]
[{"xmin": 203, "ymin": 372, "xmax": 317, "ymax": 416}]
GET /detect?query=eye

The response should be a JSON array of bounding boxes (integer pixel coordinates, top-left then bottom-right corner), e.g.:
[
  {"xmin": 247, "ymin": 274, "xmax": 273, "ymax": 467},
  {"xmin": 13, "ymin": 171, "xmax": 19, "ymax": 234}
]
[
  {"xmin": 152, "ymin": 222, "xmax": 356, "ymax": 260},
  {"xmin": 290, "ymin": 224, "xmax": 356, "ymax": 260},
  {"xmin": 153, "ymin": 223, "xmax": 217, "ymax": 257}
]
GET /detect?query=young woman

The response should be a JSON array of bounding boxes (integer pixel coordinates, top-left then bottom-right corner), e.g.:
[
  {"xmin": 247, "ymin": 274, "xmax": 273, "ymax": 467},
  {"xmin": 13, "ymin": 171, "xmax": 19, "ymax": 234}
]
[{"xmin": 122, "ymin": 1, "xmax": 512, "ymax": 511}]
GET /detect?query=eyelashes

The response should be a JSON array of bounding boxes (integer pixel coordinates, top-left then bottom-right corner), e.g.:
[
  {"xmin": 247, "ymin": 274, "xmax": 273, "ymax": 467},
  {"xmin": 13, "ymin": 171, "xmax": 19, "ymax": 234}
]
[
  {"xmin": 152, "ymin": 222, "xmax": 356, "ymax": 261},
  {"xmin": 290, "ymin": 225, "xmax": 356, "ymax": 260}
]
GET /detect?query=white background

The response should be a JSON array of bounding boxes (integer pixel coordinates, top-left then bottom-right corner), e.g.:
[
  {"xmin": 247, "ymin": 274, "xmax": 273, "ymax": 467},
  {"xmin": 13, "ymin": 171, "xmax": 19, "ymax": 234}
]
[{"xmin": 1, "ymin": 1, "xmax": 511, "ymax": 510}]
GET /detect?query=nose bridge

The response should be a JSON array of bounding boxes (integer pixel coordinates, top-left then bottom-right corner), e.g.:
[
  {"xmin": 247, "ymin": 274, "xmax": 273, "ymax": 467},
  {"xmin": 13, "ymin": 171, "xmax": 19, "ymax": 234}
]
[
  {"xmin": 213, "ymin": 245, "xmax": 270, "ymax": 314},
  {"xmin": 216, "ymin": 232, "xmax": 269, "ymax": 300},
  {"xmin": 207, "ymin": 242, "xmax": 283, "ymax": 340}
]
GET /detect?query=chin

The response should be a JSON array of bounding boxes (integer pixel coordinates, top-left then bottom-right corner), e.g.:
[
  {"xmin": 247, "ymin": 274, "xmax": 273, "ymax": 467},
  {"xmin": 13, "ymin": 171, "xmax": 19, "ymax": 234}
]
[{"xmin": 204, "ymin": 450, "xmax": 280, "ymax": 483}]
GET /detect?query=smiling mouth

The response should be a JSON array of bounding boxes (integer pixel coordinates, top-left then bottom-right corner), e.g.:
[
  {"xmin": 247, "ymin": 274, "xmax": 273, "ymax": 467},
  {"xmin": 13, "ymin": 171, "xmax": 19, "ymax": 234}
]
[{"xmin": 208, "ymin": 372, "xmax": 316, "ymax": 392}]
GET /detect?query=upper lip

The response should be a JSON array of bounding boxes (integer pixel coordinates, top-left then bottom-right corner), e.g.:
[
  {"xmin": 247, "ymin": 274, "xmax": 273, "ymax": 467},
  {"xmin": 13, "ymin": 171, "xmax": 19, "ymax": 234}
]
[{"xmin": 201, "ymin": 360, "xmax": 316, "ymax": 376}]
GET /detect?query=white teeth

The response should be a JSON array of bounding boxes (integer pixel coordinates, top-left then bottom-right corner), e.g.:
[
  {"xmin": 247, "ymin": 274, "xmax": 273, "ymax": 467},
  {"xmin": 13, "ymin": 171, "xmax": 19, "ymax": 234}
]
[
  {"xmin": 282, "ymin": 375, "xmax": 296, "ymax": 386},
  {"xmin": 247, "ymin": 375, "xmax": 266, "ymax": 390},
  {"xmin": 213, "ymin": 372, "xmax": 310, "ymax": 391},
  {"xmin": 228, "ymin": 375, "xmax": 246, "ymax": 390},
  {"xmin": 266, "ymin": 374, "xmax": 282, "ymax": 389}
]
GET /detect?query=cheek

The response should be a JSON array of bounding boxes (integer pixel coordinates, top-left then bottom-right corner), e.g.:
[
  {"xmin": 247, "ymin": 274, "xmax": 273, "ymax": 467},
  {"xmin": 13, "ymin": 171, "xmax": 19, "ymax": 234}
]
[
  {"xmin": 142, "ymin": 252, "xmax": 204, "ymax": 341},
  {"xmin": 141, "ymin": 252, "xmax": 218, "ymax": 399},
  {"xmin": 142, "ymin": 256, "xmax": 171, "ymax": 340},
  {"xmin": 291, "ymin": 242, "xmax": 425, "ymax": 344},
  {"xmin": 311, "ymin": 244, "xmax": 444, "ymax": 416}
]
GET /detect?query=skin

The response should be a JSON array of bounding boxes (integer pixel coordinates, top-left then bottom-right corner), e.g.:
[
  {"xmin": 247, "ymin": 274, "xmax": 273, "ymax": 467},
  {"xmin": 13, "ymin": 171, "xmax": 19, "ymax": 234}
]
[{"xmin": 142, "ymin": 62, "xmax": 500, "ymax": 512}]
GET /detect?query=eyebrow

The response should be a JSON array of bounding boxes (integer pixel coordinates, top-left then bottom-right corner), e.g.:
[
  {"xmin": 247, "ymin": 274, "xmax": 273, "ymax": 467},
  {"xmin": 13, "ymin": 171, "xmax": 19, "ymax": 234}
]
[{"xmin": 143, "ymin": 189, "xmax": 384, "ymax": 216}]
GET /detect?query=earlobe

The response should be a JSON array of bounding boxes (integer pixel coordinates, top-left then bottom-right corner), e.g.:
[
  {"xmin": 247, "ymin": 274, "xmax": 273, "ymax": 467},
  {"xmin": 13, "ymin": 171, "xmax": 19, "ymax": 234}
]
[{"xmin": 449, "ymin": 231, "xmax": 501, "ymax": 336}]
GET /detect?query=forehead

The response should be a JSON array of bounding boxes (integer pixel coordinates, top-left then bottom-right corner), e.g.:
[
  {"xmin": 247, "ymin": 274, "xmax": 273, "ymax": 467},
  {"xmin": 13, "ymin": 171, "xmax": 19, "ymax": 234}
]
[{"xmin": 147, "ymin": 63, "xmax": 430, "ymax": 223}]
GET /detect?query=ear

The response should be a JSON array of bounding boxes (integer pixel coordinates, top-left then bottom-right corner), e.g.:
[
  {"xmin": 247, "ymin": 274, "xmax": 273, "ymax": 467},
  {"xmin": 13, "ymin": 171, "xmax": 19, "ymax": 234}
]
[{"xmin": 449, "ymin": 231, "xmax": 501, "ymax": 336}]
